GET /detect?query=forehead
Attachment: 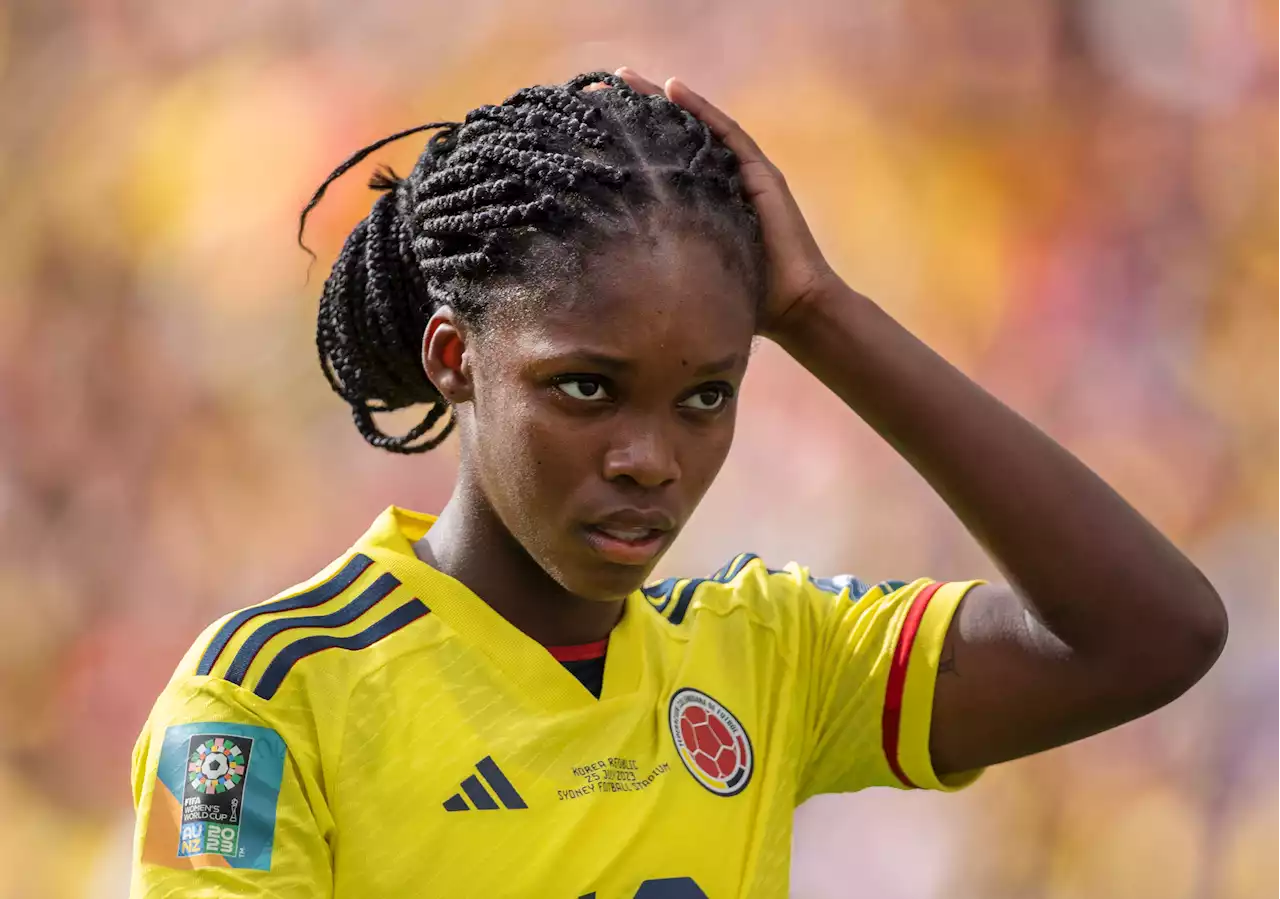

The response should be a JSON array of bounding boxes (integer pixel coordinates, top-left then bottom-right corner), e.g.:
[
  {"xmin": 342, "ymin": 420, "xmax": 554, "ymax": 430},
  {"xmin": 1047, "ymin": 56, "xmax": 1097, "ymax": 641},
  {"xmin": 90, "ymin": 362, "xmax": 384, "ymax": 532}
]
[{"xmin": 497, "ymin": 232, "xmax": 757, "ymax": 364}]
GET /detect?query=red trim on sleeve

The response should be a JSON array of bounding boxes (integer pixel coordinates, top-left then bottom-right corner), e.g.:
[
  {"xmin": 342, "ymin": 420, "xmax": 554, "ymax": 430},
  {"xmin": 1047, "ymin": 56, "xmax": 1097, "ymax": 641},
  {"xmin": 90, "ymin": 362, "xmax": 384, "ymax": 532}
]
[
  {"xmin": 881, "ymin": 582, "xmax": 945, "ymax": 789},
  {"xmin": 545, "ymin": 637, "xmax": 609, "ymax": 662}
]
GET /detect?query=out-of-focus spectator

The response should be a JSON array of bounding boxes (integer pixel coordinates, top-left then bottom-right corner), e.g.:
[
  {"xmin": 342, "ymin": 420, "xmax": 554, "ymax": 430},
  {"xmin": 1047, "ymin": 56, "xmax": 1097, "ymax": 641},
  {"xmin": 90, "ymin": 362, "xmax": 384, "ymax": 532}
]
[{"xmin": 0, "ymin": 1, "xmax": 1273, "ymax": 896}]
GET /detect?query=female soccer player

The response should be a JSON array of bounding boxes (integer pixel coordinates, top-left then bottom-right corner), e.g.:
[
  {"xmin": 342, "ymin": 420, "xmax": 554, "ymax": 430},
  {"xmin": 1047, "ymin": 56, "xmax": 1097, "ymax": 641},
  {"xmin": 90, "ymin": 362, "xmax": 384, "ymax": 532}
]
[{"xmin": 130, "ymin": 69, "xmax": 1227, "ymax": 898}]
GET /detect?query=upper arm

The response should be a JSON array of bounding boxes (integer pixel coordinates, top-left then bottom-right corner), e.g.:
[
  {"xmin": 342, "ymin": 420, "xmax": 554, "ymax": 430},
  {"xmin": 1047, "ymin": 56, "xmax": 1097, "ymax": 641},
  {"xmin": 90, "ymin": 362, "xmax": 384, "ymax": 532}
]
[
  {"xmin": 131, "ymin": 677, "xmax": 333, "ymax": 898},
  {"xmin": 929, "ymin": 583, "xmax": 1190, "ymax": 777}
]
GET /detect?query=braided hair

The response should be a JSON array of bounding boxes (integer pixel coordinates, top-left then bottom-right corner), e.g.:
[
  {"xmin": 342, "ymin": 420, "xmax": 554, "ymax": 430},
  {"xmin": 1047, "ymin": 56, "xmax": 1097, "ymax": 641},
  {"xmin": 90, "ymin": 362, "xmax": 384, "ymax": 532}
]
[{"xmin": 299, "ymin": 72, "xmax": 764, "ymax": 454}]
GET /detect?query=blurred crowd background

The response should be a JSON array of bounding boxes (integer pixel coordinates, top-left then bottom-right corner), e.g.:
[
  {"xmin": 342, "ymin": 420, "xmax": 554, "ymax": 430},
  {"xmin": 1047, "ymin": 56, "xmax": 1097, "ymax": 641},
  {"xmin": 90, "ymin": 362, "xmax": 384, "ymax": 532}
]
[{"xmin": 0, "ymin": 1, "xmax": 1274, "ymax": 897}]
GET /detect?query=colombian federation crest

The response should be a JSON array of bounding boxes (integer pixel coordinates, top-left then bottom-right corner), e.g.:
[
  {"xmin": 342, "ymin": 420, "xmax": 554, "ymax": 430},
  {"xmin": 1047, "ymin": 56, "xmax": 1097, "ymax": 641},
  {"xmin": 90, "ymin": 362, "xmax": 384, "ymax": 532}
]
[{"xmin": 668, "ymin": 688, "xmax": 753, "ymax": 796}]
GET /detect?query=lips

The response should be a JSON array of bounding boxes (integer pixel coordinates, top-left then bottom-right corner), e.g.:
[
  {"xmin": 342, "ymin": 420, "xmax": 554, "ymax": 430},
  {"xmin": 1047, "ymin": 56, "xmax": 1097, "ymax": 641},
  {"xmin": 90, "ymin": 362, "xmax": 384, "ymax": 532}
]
[
  {"xmin": 592, "ymin": 507, "xmax": 675, "ymax": 530},
  {"xmin": 582, "ymin": 508, "xmax": 677, "ymax": 566}
]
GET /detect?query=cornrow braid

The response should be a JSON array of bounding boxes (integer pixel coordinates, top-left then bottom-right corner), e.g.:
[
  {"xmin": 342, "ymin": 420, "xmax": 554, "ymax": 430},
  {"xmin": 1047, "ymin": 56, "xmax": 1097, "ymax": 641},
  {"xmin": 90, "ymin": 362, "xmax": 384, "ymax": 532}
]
[{"xmin": 300, "ymin": 71, "xmax": 764, "ymax": 453}]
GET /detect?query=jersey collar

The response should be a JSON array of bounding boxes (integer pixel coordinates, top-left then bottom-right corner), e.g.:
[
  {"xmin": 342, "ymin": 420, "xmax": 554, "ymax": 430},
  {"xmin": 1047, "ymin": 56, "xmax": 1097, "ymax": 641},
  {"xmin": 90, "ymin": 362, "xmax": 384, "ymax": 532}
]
[{"xmin": 351, "ymin": 505, "xmax": 648, "ymax": 712}]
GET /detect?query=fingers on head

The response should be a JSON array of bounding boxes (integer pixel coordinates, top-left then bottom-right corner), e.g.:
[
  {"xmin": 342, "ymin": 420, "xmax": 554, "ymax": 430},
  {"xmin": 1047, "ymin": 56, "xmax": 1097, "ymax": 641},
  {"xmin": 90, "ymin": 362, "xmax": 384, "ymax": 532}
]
[
  {"xmin": 601, "ymin": 70, "xmax": 761, "ymax": 159},
  {"xmin": 666, "ymin": 83, "xmax": 759, "ymax": 156},
  {"xmin": 615, "ymin": 67, "xmax": 664, "ymax": 95}
]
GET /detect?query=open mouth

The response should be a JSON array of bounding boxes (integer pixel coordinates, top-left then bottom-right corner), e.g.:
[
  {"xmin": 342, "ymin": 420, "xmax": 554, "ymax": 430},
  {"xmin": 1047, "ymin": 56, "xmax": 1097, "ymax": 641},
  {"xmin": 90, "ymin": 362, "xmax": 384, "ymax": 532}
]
[{"xmin": 581, "ymin": 524, "xmax": 669, "ymax": 565}]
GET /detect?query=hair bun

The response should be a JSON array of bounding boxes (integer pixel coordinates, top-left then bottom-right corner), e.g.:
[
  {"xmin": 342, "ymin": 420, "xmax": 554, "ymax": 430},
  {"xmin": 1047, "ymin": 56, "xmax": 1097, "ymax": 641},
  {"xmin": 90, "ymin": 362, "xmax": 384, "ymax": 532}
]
[{"xmin": 315, "ymin": 190, "xmax": 454, "ymax": 453}]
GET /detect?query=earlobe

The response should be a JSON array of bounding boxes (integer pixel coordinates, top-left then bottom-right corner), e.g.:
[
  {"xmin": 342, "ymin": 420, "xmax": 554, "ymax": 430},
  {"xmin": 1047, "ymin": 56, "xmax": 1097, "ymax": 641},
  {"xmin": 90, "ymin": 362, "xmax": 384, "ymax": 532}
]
[{"xmin": 423, "ymin": 308, "xmax": 473, "ymax": 403}]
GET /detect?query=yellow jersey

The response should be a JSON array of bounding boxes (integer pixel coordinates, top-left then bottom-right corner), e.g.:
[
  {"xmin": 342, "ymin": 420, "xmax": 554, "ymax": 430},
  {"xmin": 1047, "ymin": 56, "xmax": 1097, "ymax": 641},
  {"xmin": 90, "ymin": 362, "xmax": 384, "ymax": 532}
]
[{"xmin": 131, "ymin": 506, "xmax": 982, "ymax": 898}]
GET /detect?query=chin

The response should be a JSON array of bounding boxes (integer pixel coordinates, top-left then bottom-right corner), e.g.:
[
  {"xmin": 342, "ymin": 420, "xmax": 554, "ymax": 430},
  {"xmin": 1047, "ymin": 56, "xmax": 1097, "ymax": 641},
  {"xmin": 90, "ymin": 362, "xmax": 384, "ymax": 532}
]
[
  {"xmin": 553, "ymin": 558, "xmax": 655, "ymax": 603},
  {"xmin": 535, "ymin": 525, "xmax": 672, "ymax": 601}
]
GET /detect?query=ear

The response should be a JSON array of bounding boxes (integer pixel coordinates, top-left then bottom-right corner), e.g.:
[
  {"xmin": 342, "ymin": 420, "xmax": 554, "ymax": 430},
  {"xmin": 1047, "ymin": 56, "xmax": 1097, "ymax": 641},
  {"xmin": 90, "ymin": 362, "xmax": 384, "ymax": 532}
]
[{"xmin": 423, "ymin": 307, "xmax": 473, "ymax": 403}]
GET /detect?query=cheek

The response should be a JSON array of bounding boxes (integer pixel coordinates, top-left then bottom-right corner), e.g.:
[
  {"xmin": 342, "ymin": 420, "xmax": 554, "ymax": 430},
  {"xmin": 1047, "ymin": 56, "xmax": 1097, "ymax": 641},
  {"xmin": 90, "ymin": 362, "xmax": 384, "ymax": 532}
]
[
  {"xmin": 513, "ymin": 415, "xmax": 581, "ymax": 496},
  {"xmin": 474, "ymin": 387, "xmax": 584, "ymax": 511},
  {"xmin": 685, "ymin": 418, "xmax": 736, "ymax": 492}
]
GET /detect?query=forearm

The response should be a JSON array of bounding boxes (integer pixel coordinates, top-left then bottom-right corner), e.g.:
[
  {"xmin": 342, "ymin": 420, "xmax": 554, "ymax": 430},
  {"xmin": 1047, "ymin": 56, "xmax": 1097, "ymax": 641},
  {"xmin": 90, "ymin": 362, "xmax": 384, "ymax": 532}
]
[{"xmin": 769, "ymin": 281, "xmax": 1227, "ymax": 658}]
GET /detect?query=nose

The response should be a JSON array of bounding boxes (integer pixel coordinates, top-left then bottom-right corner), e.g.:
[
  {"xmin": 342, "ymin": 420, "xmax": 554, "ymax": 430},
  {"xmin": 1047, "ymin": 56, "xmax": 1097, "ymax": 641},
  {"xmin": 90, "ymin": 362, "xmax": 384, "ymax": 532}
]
[{"xmin": 602, "ymin": 423, "xmax": 681, "ymax": 489}]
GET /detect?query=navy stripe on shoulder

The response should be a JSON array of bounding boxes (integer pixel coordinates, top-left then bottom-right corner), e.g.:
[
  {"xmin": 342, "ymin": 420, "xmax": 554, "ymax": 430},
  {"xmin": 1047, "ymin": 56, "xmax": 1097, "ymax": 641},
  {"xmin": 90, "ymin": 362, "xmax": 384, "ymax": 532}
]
[
  {"xmin": 196, "ymin": 554, "xmax": 374, "ymax": 677},
  {"xmin": 253, "ymin": 599, "xmax": 431, "ymax": 700},
  {"xmin": 641, "ymin": 577, "xmax": 682, "ymax": 613},
  {"xmin": 667, "ymin": 552, "xmax": 760, "ymax": 626},
  {"xmin": 708, "ymin": 553, "xmax": 742, "ymax": 581},
  {"xmin": 809, "ymin": 573, "xmax": 872, "ymax": 597},
  {"xmin": 667, "ymin": 578, "xmax": 701, "ymax": 625},
  {"xmin": 807, "ymin": 574, "xmax": 909, "ymax": 600},
  {"xmin": 222, "ymin": 572, "xmax": 401, "ymax": 686},
  {"xmin": 726, "ymin": 553, "xmax": 759, "ymax": 580}
]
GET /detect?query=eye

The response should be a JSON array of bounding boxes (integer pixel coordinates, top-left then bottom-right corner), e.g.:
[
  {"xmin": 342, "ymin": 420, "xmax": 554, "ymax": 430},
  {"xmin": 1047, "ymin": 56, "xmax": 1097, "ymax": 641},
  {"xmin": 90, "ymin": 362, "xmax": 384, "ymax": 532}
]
[
  {"xmin": 554, "ymin": 377, "xmax": 612, "ymax": 402},
  {"xmin": 679, "ymin": 384, "xmax": 733, "ymax": 412}
]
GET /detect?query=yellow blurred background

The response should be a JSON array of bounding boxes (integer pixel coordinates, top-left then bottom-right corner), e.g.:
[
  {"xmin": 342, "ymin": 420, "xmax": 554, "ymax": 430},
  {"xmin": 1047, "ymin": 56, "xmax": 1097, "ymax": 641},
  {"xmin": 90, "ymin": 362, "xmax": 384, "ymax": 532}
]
[{"xmin": 0, "ymin": 1, "xmax": 1274, "ymax": 897}]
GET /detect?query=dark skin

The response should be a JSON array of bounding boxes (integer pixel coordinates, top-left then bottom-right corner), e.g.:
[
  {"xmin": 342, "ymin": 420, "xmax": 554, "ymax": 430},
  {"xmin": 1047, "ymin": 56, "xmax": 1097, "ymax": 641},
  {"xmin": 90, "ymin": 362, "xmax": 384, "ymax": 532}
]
[
  {"xmin": 418, "ymin": 69, "xmax": 1229, "ymax": 780},
  {"xmin": 419, "ymin": 227, "xmax": 755, "ymax": 647}
]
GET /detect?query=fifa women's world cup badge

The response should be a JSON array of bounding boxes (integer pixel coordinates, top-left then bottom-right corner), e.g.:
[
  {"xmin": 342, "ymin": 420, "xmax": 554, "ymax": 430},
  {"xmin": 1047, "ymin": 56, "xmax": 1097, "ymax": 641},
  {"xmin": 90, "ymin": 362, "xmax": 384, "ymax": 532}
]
[
  {"xmin": 148, "ymin": 721, "xmax": 284, "ymax": 870},
  {"xmin": 668, "ymin": 688, "xmax": 753, "ymax": 796},
  {"xmin": 178, "ymin": 734, "xmax": 254, "ymax": 858}
]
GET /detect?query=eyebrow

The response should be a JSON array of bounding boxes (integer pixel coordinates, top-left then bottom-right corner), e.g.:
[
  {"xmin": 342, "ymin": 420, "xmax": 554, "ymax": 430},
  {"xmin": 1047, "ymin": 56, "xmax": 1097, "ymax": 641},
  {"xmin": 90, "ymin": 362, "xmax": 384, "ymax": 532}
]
[
  {"xmin": 560, "ymin": 351, "xmax": 743, "ymax": 377},
  {"xmin": 689, "ymin": 353, "xmax": 743, "ymax": 377}
]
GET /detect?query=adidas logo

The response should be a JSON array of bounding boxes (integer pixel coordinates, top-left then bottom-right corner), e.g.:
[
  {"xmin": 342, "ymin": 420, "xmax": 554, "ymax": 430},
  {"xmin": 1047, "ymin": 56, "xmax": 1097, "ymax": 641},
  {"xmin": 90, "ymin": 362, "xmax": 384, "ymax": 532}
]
[{"xmin": 442, "ymin": 756, "xmax": 528, "ymax": 811}]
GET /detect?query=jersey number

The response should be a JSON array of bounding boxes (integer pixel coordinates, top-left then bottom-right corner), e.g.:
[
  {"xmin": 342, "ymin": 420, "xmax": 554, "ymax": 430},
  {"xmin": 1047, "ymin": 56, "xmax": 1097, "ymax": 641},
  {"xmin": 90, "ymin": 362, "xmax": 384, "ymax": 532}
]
[{"xmin": 579, "ymin": 877, "xmax": 707, "ymax": 898}]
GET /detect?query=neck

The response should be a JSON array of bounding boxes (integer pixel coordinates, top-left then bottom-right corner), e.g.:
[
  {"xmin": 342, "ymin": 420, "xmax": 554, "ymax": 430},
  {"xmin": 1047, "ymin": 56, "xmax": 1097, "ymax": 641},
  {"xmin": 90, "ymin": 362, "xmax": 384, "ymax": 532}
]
[{"xmin": 415, "ymin": 480, "xmax": 625, "ymax": 646}]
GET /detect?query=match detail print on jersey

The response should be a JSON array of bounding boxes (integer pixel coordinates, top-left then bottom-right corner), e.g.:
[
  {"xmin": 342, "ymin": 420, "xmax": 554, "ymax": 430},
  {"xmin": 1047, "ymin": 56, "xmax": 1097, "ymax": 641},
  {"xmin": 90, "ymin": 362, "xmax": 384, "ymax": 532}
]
[
  {"xmin": 668, "ymin": 688, "xmax": 754, "ymax": 796},
  {"xmin": 142, "ymin": 722, "xmax": 285, "ymax": 871}
]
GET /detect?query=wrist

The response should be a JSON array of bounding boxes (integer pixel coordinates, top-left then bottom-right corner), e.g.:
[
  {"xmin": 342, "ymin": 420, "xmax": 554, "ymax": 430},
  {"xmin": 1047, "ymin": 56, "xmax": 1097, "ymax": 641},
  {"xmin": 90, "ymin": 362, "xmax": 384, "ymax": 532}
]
[{"xmin": 762, "ymin": 274, "xmax": 871, "ymax": 344}]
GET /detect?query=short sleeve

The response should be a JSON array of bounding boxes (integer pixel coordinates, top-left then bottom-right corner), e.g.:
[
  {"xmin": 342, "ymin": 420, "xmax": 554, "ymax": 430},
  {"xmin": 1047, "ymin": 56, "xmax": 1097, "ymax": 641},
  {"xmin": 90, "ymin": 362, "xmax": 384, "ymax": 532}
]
[
  {"xmin": 130, "ymin": 675, "xmax": 333, "ymax": 897},
  {"xmin": 788, "ymin": 570, "xmax": 986, "ymax": 802}
]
